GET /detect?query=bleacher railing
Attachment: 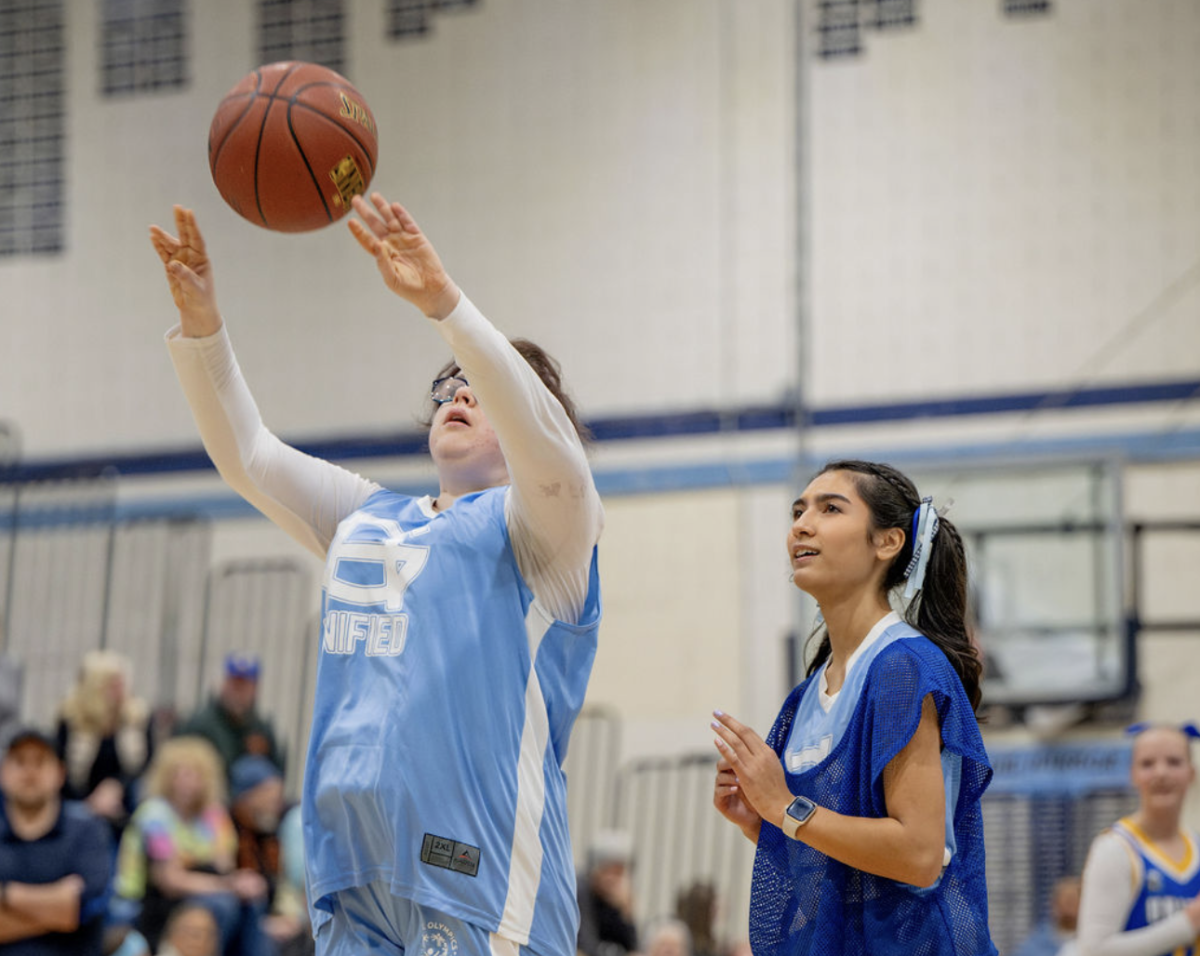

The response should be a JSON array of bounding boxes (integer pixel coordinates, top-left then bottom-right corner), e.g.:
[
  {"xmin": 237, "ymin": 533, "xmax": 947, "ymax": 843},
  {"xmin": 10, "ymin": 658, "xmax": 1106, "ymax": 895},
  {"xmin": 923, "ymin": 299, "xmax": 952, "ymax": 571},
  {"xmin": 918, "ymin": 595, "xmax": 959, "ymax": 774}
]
[{"xmin": 0, "ymin": 475, "xmax": 1194, "ymax": 950}]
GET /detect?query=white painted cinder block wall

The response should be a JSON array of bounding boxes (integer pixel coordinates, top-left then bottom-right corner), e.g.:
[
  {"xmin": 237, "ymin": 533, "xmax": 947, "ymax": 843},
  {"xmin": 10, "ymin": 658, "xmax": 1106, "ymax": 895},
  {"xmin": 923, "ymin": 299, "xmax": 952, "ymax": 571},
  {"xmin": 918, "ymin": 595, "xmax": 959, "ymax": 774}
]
[{"xmin": 1, "ymin": 0, "xmax": 1198, "ymax": 817}]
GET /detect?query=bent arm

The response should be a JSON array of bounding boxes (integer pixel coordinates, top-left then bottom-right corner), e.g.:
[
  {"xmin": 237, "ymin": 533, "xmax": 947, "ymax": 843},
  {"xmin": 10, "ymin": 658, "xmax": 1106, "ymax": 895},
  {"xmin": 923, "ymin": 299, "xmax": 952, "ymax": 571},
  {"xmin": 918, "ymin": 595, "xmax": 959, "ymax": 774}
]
[
  {"xmin": 436, "ymin": 295, "xmax": 603, "ymax": 622},
  {"xmin": 0, "ymin": 907, "xmax": 48, "ymax": 943},
  {"xmin": 167, "ymin": 325, "xmax": 380, "ymax": 558},
  {"xmin": 0, "ymin": 878, "xmax": 84, "ymax": 935},
  {"xmin": 791, "ymin": 694, "xmax": 947, "ymax": 887},
  {"xmin": 1076, "ymin": 834, "xmax": 1200, "ymax": 956},
  {"xmin": 149, "ymin": 860, "xmax": 231, "ymax": 899}
]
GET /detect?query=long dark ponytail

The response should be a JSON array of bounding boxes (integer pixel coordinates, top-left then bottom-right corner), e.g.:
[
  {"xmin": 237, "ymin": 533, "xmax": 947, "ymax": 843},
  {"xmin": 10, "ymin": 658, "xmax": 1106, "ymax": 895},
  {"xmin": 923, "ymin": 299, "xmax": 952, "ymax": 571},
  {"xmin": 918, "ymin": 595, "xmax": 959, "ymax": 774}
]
[{"xmin": 802, "ymin": 459, "xmax": 984, "ymax": 711}]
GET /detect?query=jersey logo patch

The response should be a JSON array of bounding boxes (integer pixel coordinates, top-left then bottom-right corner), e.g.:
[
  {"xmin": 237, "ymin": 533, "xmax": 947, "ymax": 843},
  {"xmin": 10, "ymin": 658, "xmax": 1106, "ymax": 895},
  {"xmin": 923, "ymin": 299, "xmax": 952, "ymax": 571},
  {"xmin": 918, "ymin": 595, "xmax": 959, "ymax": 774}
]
[
  {"xmin": 786, "ymin": 734, "xmax": 833, "ymax": 773},
  {"xmin": 421, "ymin": 833, "xmax": 480, "ymax": 878},
  {"xmin": 323, "ymin": 515, "xmax": 431, "ymax": 658},
  {"xmin": 421, "ymin": 921, "xmax": 459, "ymax": 956}
]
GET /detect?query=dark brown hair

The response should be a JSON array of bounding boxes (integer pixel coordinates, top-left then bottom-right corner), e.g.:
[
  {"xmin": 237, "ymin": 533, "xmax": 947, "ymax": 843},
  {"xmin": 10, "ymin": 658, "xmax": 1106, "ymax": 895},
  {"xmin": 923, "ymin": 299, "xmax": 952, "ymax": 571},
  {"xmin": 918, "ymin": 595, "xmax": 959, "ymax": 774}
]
[
  {"xmin": 420, "ymin": 338, "xmax": 590, "ymax": 443},
  {"xmin": 803, "ymin": 459, "xmax": 984, "ymax": 711}
]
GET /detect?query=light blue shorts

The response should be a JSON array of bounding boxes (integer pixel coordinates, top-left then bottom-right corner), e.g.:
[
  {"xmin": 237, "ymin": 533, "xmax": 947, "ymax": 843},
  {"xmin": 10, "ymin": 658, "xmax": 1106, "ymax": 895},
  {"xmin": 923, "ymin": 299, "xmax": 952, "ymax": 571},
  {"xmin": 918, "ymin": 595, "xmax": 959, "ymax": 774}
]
[{"xmin": 315, "ymin": 881, "xmax": 541, "ymax": 956}]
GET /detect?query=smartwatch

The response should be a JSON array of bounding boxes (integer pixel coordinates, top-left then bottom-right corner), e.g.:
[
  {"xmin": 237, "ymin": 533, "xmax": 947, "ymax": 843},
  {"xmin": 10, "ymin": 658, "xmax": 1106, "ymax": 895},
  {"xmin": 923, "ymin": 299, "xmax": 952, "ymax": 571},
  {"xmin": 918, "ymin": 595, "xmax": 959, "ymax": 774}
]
[{"xmin": 781, "ymin": 795, "xmax": 817, "ymax": 839}]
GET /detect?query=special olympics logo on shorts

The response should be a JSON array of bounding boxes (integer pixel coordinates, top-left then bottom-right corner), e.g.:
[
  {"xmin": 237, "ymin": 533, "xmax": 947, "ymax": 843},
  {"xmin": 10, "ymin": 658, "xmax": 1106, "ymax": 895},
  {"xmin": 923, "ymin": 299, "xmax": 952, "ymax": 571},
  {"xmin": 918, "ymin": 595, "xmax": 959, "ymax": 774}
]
[{"xmin": 422, "ymin": 921, "xmax": 459, "ymax": 956}]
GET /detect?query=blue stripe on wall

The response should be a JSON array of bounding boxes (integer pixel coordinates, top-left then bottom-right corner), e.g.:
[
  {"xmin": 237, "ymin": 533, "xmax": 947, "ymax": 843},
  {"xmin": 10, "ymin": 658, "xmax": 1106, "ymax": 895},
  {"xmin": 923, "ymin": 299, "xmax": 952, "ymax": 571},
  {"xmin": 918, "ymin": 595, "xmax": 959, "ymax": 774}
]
[
  {"xmin": 1, "ymin": 377, "xmax": 1198, "ymax": 485},
  {"xmin": 3, "ymin": 425, "xmax": 1199, "ymax": 527}
]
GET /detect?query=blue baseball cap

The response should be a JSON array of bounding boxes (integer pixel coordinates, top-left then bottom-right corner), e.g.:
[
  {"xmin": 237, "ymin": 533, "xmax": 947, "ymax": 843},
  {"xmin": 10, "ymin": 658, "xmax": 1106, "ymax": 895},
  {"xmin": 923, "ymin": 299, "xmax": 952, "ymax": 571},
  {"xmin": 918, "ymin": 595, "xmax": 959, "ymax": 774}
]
[
  {"xmin": 229, "ymin": 754, "xmax": 282, "ymax": 801},
  {"xmin": 224, "ymin": 653, "xmax": 260, "ymax": 680}
]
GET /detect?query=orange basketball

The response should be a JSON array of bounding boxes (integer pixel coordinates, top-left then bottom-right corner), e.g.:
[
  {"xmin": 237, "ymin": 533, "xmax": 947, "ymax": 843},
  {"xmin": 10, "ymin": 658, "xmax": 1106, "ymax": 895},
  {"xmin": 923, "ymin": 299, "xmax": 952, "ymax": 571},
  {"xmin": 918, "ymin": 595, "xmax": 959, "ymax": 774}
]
[{"xmin": 208, "ymin": 61, "xmax": 379, "ymax": 233}]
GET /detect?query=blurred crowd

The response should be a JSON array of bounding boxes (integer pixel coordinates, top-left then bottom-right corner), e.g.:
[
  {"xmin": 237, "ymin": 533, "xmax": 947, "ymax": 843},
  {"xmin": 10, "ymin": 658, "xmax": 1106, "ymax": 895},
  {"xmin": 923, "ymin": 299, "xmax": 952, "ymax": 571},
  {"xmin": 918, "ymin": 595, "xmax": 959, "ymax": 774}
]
[
  {"xmin": 575, "ymin": 830, "xmax": 748, "ymax": 956},
  {"xmin": 0, "ymin": 650, "xmax": 307, "ymax": 956},
  {"xmin": 0, "ymin": 651, "xmax": 755, "ymax": 956},
  {"xmin": 6, "ymin": 646, "xmax": 1195, "ymax": 956}
]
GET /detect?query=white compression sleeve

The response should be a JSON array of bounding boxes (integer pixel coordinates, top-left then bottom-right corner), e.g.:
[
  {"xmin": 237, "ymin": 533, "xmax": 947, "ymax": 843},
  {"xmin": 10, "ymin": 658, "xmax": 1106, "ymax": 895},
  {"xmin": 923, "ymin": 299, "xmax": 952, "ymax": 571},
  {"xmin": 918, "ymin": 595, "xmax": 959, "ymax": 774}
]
[
  {"xmin": 167, "ymin": 324, "xmax": 381, "ymax": 558},
  {"xmin": 435, "ymin": 294, "xmax": 603, "ymax": 625},
  {"xmin": 1075, "ymin": 831, "xmax": 1199, "ymax": 956}
]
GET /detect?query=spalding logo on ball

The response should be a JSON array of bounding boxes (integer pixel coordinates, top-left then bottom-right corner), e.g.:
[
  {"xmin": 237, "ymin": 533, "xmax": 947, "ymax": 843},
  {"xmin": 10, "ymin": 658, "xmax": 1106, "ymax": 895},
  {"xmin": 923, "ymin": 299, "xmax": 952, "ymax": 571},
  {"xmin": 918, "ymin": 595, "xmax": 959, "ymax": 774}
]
[{"xmin": 209, "ymin": 61, "xmax": 379, "ymax": 232}]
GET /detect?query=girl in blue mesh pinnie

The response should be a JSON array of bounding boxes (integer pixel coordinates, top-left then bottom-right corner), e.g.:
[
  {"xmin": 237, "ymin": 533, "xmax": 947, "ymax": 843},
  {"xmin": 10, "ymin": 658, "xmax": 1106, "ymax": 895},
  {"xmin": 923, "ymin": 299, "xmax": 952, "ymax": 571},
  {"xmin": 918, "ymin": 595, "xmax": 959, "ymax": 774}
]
[{"xmin": 712, "ymin": 460, "xmax": 996, "ymax": 956}]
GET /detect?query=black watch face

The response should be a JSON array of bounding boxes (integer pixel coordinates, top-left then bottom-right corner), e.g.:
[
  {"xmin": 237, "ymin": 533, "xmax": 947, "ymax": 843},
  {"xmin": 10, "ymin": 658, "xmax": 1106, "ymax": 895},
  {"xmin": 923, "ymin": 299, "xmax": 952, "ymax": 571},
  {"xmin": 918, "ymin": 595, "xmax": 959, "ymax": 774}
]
[{"xmin": 788, "ymin": 797, "xmax": 815, "ymax": 823}]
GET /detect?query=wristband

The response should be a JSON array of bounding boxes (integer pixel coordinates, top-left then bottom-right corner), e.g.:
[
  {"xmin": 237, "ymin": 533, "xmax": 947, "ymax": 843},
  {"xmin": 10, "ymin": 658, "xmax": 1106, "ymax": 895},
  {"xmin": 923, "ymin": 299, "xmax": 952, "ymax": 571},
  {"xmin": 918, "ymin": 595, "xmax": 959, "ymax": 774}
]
[{"xmin": 0, "ymin": 880, "xmax": 8, "ymax": 908}]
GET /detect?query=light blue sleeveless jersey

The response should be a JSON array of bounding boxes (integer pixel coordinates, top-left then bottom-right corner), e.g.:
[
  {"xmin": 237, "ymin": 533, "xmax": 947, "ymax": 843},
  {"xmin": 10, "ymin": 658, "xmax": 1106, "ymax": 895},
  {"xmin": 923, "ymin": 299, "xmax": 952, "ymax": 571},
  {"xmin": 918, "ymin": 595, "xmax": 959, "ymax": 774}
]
[
  {"xmin": 1111, "ymin": 818, "xmax": 1200, "ymax": 955},
  {"xmin": 301, "ymin": 486, "xmax": 601, "ymax": 955}
]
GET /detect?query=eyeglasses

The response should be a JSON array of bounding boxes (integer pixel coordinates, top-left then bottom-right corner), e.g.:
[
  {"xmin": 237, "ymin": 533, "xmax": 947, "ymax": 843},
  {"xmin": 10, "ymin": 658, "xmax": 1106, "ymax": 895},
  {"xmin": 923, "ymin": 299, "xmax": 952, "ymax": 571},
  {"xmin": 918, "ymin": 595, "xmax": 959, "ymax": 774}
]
[{"xmin": 431, "ymin": 375, "xmax": 470, "ymax": 405}]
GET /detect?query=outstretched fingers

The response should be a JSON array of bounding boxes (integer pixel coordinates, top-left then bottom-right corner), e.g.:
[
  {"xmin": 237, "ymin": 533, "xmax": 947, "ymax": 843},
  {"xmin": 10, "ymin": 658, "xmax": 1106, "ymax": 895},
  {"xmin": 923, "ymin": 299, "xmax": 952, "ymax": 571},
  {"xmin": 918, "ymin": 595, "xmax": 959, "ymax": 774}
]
[
  {"xmin": 388, "ymin": 201, "xmax": 421, "ymax": 235},
  {"xmin": 346, "ymin": 216, "xmax": 381, "ymax": 255},
  {"xmin": 712, "ymin": 710, "xmax": 755, "ymax": 764},
  {"xmin": 353, "ymin": 192, "xmax": 421, "ymax": 239},
  {"xmin": 148, "ymin": 225, "xmax": 180, "ymax": 265},
  {"xmin": 369, "ymin": 191, "xmax": 396, "ymax": 224},
  {"xmin": 352, "ymin": 192, "xmax": 396, "ymax": 240},
  {"xmin": 173, "ymin": 205, "xmax": 207, "ymax": 255},
  {"xmin": 369, "ymin": 192, "xmax": 419, "ymax": 234}
]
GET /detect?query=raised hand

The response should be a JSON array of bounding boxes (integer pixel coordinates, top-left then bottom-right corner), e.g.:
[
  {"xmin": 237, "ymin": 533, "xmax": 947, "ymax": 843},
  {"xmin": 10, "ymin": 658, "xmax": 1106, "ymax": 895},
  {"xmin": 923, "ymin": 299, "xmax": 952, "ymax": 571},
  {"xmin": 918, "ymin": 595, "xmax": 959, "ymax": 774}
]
[
  {"xmin": 149, "ymin": 206, "xmax": 222, "ymax": 337},
  {"xmin": 347, "ymin": 192, "xmax": 460, "ymax": 319},
  {"xmin": 712, "ymin": 710, "xmax": 793, "ymax": 835}
]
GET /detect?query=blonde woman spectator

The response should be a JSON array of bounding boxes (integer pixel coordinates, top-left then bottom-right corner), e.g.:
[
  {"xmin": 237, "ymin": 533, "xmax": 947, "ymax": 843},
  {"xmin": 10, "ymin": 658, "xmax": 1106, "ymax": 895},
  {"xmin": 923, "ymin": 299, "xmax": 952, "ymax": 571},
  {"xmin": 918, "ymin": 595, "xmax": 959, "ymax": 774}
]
[
  {"xmin": 115, "ymin": 737, "xmax": 269, "ymax": 956},
  {"xmin": 55, "ymin": 650, "xmax": 149, "ymax": 830}
]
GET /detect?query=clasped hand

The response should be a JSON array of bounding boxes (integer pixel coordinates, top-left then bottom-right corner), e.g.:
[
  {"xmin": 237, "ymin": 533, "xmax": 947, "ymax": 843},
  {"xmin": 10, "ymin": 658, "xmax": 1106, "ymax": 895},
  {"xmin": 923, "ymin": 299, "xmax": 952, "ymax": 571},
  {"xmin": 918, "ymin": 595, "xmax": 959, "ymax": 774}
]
[{"xmin": 711, "ymin": 710, "xmax": 793, "ymax": 836}]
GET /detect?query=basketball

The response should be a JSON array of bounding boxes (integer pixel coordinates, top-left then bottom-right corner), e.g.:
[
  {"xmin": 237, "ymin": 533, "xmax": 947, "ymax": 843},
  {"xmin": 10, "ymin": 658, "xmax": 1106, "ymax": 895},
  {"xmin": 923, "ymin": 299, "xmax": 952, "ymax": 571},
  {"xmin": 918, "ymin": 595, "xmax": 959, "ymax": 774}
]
[{"xmin": 208, "ymin": 61, "xmax": 379, "ymax": 233}]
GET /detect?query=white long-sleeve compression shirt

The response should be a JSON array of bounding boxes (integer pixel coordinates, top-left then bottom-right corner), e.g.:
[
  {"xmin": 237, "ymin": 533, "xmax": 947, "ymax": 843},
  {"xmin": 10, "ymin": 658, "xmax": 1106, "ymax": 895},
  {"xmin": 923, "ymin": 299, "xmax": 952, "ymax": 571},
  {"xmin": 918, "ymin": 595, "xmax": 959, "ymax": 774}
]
[{"xmin": 166, "ymin": 292, "xmax": 602, "ymax": 624}]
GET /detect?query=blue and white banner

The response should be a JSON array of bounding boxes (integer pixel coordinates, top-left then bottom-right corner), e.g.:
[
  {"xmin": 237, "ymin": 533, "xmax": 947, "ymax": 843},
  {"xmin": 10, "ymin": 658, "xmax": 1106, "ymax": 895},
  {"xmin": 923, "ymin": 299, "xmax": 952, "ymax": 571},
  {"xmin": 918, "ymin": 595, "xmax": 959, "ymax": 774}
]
[{"xmin": 986, "ymin": 742, "xmax": 1132, "ymax": 796}]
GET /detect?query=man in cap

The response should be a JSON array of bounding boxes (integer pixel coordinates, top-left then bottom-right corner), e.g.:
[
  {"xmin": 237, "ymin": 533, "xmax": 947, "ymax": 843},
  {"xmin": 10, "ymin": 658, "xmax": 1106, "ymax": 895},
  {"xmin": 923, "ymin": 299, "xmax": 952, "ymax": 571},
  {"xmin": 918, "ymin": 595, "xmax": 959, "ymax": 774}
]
[
  {"xmin": 176, "ymin": 653, "xmax": 285, "ymax": 781},
  {"xmin": 0, "ymin": 727, "xmax": 111, "ymax": 956},
  {"xmin": 228, "ymin": 756, "xmax": 310, "ymax": 955}
]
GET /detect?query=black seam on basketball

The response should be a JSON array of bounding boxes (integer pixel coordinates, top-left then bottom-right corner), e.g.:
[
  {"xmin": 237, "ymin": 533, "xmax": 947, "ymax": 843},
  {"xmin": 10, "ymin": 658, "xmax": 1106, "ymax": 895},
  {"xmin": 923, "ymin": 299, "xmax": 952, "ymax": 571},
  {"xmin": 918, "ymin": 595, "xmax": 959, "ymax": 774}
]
[
  {"xmin": 287, "ymin": 104, "xmax": 377, "ymax": 182},
  {"xmin": 254, "ymin": 63, "xmax": 303, "ymax": 229},
  {"xmin": 286, "ymin": 96, "xmax": 377, "ymax": 181},
  {"xmin": 286, "ymin": 100, "xmax": 335, "ymax": 224},
  {"xmin": 209, "ymin": 91, "xmax": 261, "ymax": 180},
  {"xmin": 244, "ymin": 86, "xmax": 378, "ymax": 175},
  {"xmin": 209, "ymin": 71, "xmax": 265, "ymax": 195}
]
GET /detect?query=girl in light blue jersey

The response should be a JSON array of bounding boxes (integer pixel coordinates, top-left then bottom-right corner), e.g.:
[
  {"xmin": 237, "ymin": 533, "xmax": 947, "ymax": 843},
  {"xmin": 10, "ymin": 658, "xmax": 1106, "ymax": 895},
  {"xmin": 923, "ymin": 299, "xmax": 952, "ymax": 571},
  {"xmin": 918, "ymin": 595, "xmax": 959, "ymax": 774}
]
[
  {"xmin": 711, "ymin": 460, "xmax": 994, "ymax": 956},
  {"xmin": 1076, "ymin": 723, "xmax": 1200, "ymax": 956},
  {"xmin": 151, "ymin": 194, "xmax": 603, "ymax": 956}
]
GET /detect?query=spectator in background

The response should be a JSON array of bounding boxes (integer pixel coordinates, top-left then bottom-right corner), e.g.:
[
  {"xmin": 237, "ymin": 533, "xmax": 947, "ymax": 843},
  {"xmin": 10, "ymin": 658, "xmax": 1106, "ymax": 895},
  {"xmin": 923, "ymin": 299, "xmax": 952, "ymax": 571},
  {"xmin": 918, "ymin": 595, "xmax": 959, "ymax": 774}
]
[
  {"xmin": 227, "ymin": 756, "xmax": 308, "ymax": 955},
  {"xmin": 675, "ymin": 881, "xmax": 721, "ymax": 956},
  {"xmin": 228, "ymin": 757, "xmax": 284, "ymax": 893},
  {"xmin": 711, "ymin": 461, "xmax": 994, "ymax": 956},
  {"xmin": 0, "ymin": 726, "xmax": 111, "ymax": 956},
  {"xmin": 1076, "ymin": 722, "xmax": 1200, "ymax": 956},
  {"xmin": 271, "ymin": 804, "xmax": 312, "ymax": 956},
  {"xmin": 175, "ymin": 656, "xmax": 284, "ymax": 782},
  {"xmin": 114, "ymin": 737, "xmax": 268, "ymax": 956},
  {"xmin": 644, "ymin": 918, "xmax": 693, "ymax": 956},
  {"xmin": 155, "ymin": 904, "xmax": 219, "ymax": 956},
  {"xmin": 55, "ymin": 650, "xmax": 150, "ymax": 835},
  {"xmin": 1012, "ymin": 876, "xmax": 1081, "ymax": 956},
  {"xmin": 577, "ymin": 830, "xmax": 638, "ymax": 956}
]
